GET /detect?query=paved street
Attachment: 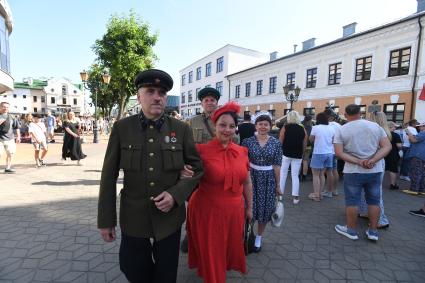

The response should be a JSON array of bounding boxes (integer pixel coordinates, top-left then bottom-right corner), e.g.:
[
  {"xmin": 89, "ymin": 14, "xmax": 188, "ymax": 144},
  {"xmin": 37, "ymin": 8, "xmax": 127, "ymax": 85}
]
[{"xmin": 0, "ymin": 137, "xmax": 424, "ymax": 283}]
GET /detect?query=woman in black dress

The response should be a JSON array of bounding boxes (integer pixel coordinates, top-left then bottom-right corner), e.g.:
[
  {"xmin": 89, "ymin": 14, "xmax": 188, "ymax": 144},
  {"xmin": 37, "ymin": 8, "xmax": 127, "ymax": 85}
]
[{"xmin": 62, "ymin": 111, "xmax": 86, "ymax": 165}]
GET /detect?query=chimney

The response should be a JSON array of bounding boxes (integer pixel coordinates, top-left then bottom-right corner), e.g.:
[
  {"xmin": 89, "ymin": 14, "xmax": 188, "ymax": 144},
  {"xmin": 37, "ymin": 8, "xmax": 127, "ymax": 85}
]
[
  {"xmin": 418, "ymin": 0, "xmax": 425, "ymax": 13},
  {"xmin": 302, "ymin": 38, "xmax": 316, "ymax": 51},
  {"xmin": 343, "ymin": 22, "xmax": 357, "ymax": 38},
  {"xmin": 293, "ymin": 44, "xmax": 298, "ymax": 53},
  {"xmin": 269, "ymin": 51, "xmax": 278, "ymax": 61}
]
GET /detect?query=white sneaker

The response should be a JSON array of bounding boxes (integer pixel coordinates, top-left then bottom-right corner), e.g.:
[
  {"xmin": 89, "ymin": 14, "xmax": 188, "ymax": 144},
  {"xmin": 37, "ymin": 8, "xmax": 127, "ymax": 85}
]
[
  {"xmin": 335, "ymin": 225, "xmax": 359, "ymax": 240},
  {"xmin": 293, "ymin": 198, "xmax": 300, "ymax": 205},
  {"xmin": 400, "ymin": 175, "xmax": 411, "ymax": 182},
  {"xmin": 321, "ymin": 191, "xmax": 333, "ymax": 198}
]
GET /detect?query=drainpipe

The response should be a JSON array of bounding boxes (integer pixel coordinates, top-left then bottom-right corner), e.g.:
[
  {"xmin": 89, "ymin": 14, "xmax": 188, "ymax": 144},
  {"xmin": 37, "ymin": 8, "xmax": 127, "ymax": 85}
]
[{"xmin": 411, "ymin": 15, "xmax": 423, "ymax": 119}]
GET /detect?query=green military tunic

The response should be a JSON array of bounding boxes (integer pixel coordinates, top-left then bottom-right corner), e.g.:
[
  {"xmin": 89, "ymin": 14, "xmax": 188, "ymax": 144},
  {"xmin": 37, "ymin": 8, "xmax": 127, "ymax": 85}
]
[
  {"xmin": 188, "ymin": 113, "xmax": 215, "ymax": 144},
  {"xmin": 98, "ymin": 114, "xmax": 203, "ymax": 241}
]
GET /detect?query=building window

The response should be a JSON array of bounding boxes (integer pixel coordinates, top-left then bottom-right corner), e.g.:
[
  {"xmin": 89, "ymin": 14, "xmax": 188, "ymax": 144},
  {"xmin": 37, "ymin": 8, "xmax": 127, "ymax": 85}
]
[
  {"xmin": 42, "ymin": 108, "xmax": 45, "ymax": 113},
  {"xmin": 33, "ymin": 96, "xmax": 37, "ymax": 102},
  {"xmin": 187, "ymin": 109, "xmax": 192, "ymax": 116},
  {"xmin": 286, "ymin": 73, "xmax": 295, "ymax": 90},
  {"xmin": 269, "ymin": 76, "xmax": 277, "ymax": 93},
  {"xmin": 306, "ymin": 68, "xmax": 317, "ymax": 88},
  {"xmin": 205, "ymin": 62, "xmax": 212, "ymax": 77},
  {"xmin": 62, "ymin": 85, "xmax": 67, "ymax": 95},
  {"xmin": 62, "ymin": 98, "xmax": 67, "ymax": 105},
  {"xmin": 73, "ymin": 98, "xmax": 77, "ymax": 105},
  {"xmin": 51, "ymin": 97, "xmax": 56, "ymax": 104},
  {"xmin": 355, "ymin": 56, "xmax": 372, "ymax": 81},
  {"xmin": 216, "ymin": 81, "xmax": 223, "ymax": 94},
  {"xmin": 23, "ymin": 107, "xmax": 27, "ymax": 111},
  {"xmin": 41, "ymin": 96, "xmax": 45, "ymax": 103},
  {"xmin": 188, "ymin": 71, "xmax": 193, "ymax": 83},
  {"xmin": 384, "ymin": 103, "xmax": 405, "ymax": 124},
  {"xmin": 181, "ymin": 74, "xmax": 186, "ymax": 86},
  {"xmin": 216, "ymin": 57, "xmax": 224, "ymax": 73},
  {"xmin": 359, "ymin": 105, "xmax": 367, "ymax": 119},
  {"xmin": 303, "ymin": 107, "xmax": 316, "ymax": 118},
  {"xmin": 181, "ymin": 93, "xmax": 185, "ymax": 103},
  {"xmin": 328, "ymin": 62, "xmax": 342, "ymax": 85},
  {"xmin": 245, "ymin": 82, "xmax": 251, "ymax": 97},
  {"xmin": 196, "ymin": 88, "xmax": 201, "ymax": 100},
  {"xmin": 256, "ymin": 80, "xmax": 263, "ymax": 95},
  {"xmin": 34, "ymin": 107, "xmax": 38, "ymax": 112},
  {"xmin": 188, "ymin": 90, "xmax": 193, "ymax": 103},
  {"xmin": 244, "ymin": 110, "xmax": 250, "ymax": 116},
  {"xmin": 196, "ymin": 67, "xmax": 201, "ymax": 80},
  {"xmin": 195, "ymin": 108, "xmax": 201, "ymax": 114},
  {"xmin": 235, "ymin": 85, "xmax": 241, "ymax": 98},
  {"xmin": 13, "ymin": 94, "xmax": 16, "ymax": 98},
  {"xmin": 23, "ymin": 95, "xmax": 27, "ymax": 99},
  {"xmin": 388, "ymin": 47, "xmax": 411, "ymax": 77},
  {"xmin": 268, "ymin": 110, "xmax": 276, "ymax": 120}
]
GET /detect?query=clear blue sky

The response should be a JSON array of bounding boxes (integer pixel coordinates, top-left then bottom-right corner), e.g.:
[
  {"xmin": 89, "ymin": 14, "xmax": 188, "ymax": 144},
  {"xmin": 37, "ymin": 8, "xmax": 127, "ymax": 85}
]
[{"xmin": 9, "ymin": 0, "xmax": 418, "ymax": 96}]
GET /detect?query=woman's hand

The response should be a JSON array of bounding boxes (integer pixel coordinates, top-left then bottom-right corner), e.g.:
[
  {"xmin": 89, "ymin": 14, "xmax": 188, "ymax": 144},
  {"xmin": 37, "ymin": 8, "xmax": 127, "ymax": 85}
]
[
  {"xmin": 275, "ymin": 185, "xmax": 282, "ymax": 196},
  {"xmin": 180, "ymin": 164, "xmax": 194, "ymax": 179},
  {"xmin": 245, "ymin": 207, "xmax": 253, "ymax": 223}
]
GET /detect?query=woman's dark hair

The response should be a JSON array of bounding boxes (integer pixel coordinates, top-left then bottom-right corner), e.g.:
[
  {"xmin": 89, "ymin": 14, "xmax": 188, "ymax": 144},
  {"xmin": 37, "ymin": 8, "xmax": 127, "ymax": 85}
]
[
  {"xmin": 216, "ymin": 111, "xmax": 238, "ymax": 125},
  {"xmin": 316, "ymin": 112, "xmax": 329, "ymax": 125},
  {"xmin": 255, "ymin": 115, "xmax": 272, "ymax": 126}
]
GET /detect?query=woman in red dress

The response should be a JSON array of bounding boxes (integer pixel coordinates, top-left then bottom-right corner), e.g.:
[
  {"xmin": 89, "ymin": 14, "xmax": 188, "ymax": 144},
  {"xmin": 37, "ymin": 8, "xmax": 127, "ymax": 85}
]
[{"xmin": 186, "ymin": 102, "xmax": 253, "ymax": 283}]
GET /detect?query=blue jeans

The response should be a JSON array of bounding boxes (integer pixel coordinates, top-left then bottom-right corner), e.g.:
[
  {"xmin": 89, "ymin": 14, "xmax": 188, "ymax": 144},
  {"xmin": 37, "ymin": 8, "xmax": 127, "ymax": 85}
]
[
  {"xmin": 357, "ymin": 172, "xmax": 389, "ymax": 225},
  {"xmin": 400, "ymin": 147, "xmax": 411, "ymax": 176},
  {"xmin": 344, "ymin": 173, "xmax": 381, "ymax": 206}
]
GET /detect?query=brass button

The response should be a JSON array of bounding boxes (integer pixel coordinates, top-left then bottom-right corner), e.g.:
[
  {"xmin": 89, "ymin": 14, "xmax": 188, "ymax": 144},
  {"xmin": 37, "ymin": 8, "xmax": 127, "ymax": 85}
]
[
  {"xmin": 128, "ymin": 145, "xmax": 132, "ymax": 149},
  {"xmin": 171, "ymin": 146, "xmax": 175, "ymax": 150},
  {"xmin": 149, "ymin": 152, "xmax": 154, "ymax": 157},
  {"xmin": 148, "ymin": 138, "xmax": 154, "ymax": 143},
  {"xmin": 149, "ymin": 182, "xmax": 155, "ymax": 187},
  {"xmin": 149, "ymin": 167, "xmax": 154, "ymax": 172},
  {"xmin": 149, "ymin": 125, "xmax": 154, "ymax": 129}
]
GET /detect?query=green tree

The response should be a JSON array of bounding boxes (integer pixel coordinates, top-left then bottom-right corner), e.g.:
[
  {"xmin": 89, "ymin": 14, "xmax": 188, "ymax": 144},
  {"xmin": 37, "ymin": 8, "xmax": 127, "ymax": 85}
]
[
  {"xmin": 86, "ymin": 64, "xmax": 116, "ymax": 118},
  {"xmin": 92, "ymin": 10, "xmax": 158, "ymax": 118}
]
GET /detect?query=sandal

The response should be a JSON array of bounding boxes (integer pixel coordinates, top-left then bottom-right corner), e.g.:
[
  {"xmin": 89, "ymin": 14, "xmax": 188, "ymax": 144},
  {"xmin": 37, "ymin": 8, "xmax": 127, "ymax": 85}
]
[{"xmin": 308, "ymin": 193, "xmax": 321, "ymax": 202}]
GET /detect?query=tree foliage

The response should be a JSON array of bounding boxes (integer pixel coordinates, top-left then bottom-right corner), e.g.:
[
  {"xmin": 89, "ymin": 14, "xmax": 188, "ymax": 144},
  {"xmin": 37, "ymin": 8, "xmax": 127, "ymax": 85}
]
[
  {"xmin": 91, "ymin": 10, "xmax": 158, "ymax": 118},
  {"xmin": 86, "ymin": 64, "xmax": 116, "ymax": 118}
]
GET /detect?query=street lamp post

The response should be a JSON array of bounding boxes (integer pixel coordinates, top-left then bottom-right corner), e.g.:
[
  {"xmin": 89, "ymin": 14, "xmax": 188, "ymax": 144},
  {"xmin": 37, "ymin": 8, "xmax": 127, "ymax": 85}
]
[
  {"xmin": 283, "ymin": 84, "xmax": 301, "ymax": 111},
  {"xmin": 79, "ymin": 70, "xmax": 111, "ymax": 143}
]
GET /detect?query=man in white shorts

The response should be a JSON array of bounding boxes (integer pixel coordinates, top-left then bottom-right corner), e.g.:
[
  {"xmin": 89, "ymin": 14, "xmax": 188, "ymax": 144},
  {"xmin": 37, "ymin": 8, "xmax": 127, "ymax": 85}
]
[
  {"xmin": 28, "ymin": 114, "xmax": 48, "ymax": 167},
  {"xmin": 0, "ymin": 101, "xmax": 21, "ymax": 173}
]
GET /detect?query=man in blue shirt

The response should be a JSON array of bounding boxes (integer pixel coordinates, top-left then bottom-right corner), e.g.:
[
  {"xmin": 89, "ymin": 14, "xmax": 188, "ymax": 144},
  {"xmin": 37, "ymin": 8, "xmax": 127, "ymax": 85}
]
[{"xmin": 45, "ymin": 110, "xmax": 56, "ymax": 143}]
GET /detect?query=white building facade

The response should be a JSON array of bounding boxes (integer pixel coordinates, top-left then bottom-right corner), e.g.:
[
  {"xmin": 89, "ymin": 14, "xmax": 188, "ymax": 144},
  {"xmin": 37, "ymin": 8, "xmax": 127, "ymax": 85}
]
[
  {"xmin": 179, "ymin": 44, "xmax": 268, "ymax": 118},
  {"xmin": 4, "ymin": 77, "xmax": 84, "ymax": 115},
  {"xmin": 0, "ymin": 0, "xmax": 13, "ymax": 93},
  {"xmin": 228, "ymin": 7, "xmax": 425, "ymax": 124}
]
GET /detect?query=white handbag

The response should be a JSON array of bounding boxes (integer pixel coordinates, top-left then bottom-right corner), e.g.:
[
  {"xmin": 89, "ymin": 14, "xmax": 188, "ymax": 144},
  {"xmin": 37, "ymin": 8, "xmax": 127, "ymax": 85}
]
[{"xmin": 271, "ymin": 196, "xmax": 284, "ymax": 227}]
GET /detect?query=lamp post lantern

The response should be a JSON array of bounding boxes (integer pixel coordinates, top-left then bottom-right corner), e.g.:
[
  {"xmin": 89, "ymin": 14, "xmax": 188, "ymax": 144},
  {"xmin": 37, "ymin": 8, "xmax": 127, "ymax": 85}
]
[
  {"xmin": 80, "ymin": 69, "xmax": 111, "ymax": 143},
  {"xmin": 283, "ymin": 84, "xmax": 301, "ymax": 111}
]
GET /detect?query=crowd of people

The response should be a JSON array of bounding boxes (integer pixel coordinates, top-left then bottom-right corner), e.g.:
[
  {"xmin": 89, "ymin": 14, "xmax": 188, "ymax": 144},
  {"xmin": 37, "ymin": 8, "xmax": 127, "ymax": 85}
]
[
  {"xmin": 2, "ymin": 66, "xmax": 424, "ymax": 282},
  {"xmin": 95, "ymin": 69, "xmax": 424, "ymax": 283},
  {"xmin": 0, "ymin": 102, "xmax": 118, "ymax": 171}
]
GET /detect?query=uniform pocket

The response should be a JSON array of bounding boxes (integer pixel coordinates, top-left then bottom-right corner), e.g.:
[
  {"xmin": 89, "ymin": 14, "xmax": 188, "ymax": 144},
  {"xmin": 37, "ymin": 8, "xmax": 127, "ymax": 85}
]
[
  {"xmin": 120, "ymin": 143, "xmax": 142, "ymax": 171},
  {"xmin": 161, "ymin": 143, "xmax": 184, "ymax": 171},
  {"xmin": 192, "ymin": 128, "xmax": 204, "ymax": 144}
]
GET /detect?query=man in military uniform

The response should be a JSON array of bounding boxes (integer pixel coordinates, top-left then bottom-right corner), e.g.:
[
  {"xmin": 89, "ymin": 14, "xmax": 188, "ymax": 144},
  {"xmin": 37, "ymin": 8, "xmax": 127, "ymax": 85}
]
[
  {"xmin": 188, "ymin": 87, "xmax": 221, "ymax": 144},
  {"xmin": 98, "ymin": 69, "xmax": 203, "ymax": 283}
]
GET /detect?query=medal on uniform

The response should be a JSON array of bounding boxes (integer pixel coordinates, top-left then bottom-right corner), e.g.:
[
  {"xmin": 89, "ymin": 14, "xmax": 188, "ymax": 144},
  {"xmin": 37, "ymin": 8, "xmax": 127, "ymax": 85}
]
[
  {"xmin": 164, "ymin": 136, "xmax": 170, "ymax": 143},
  {"xmin": 170, "ymin": 131, "xmax": 177, "ymax": 143}
]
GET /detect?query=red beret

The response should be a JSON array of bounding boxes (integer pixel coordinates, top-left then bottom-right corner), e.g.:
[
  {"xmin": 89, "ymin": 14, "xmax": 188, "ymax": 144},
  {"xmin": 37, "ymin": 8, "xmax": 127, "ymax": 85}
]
[{"xmin": 211, "ymin": 101, "xmax": 241, "ymax": 124}]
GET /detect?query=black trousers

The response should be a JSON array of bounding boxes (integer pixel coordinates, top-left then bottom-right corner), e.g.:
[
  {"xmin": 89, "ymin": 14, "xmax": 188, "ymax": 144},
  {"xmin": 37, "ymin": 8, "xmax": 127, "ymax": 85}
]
[{"xmin": 119, "ymin": 230, "xmax": 181, "ymax": 283}]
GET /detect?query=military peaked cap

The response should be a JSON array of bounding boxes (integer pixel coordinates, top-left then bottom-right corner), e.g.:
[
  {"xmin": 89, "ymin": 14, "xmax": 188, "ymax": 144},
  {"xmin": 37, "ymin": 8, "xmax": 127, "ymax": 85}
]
[
  {"xmin": 197, "ymin": 87, "xmax": 221, "ymax": 101},
  {"xmin": 134, "ymin": 69, "xmax": 174, "ymax": 91}
]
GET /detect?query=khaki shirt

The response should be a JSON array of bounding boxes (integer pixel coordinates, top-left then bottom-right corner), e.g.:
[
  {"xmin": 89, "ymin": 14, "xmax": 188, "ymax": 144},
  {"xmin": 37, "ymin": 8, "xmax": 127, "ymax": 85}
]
[
  {"xmin": 188, "ymin": 113, "xmax": 215, "ymax": 144},
  {"xmin": 98, "ymin": 114, "xmax": 203, "ymax": 241}
]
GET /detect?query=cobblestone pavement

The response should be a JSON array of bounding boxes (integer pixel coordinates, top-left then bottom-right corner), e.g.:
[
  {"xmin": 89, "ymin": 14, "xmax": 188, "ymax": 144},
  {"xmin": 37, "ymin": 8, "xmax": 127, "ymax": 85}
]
[{"xmin": 0, "ymin": 139, "xmax": 424, "ymax": 282}]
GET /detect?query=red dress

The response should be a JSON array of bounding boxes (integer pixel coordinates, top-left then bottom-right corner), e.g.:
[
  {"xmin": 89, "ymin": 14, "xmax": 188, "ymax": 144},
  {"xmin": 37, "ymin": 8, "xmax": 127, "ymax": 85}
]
[{"xmin": 187, "ymin": 139, "xmax": 249, "ymax": 283}]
